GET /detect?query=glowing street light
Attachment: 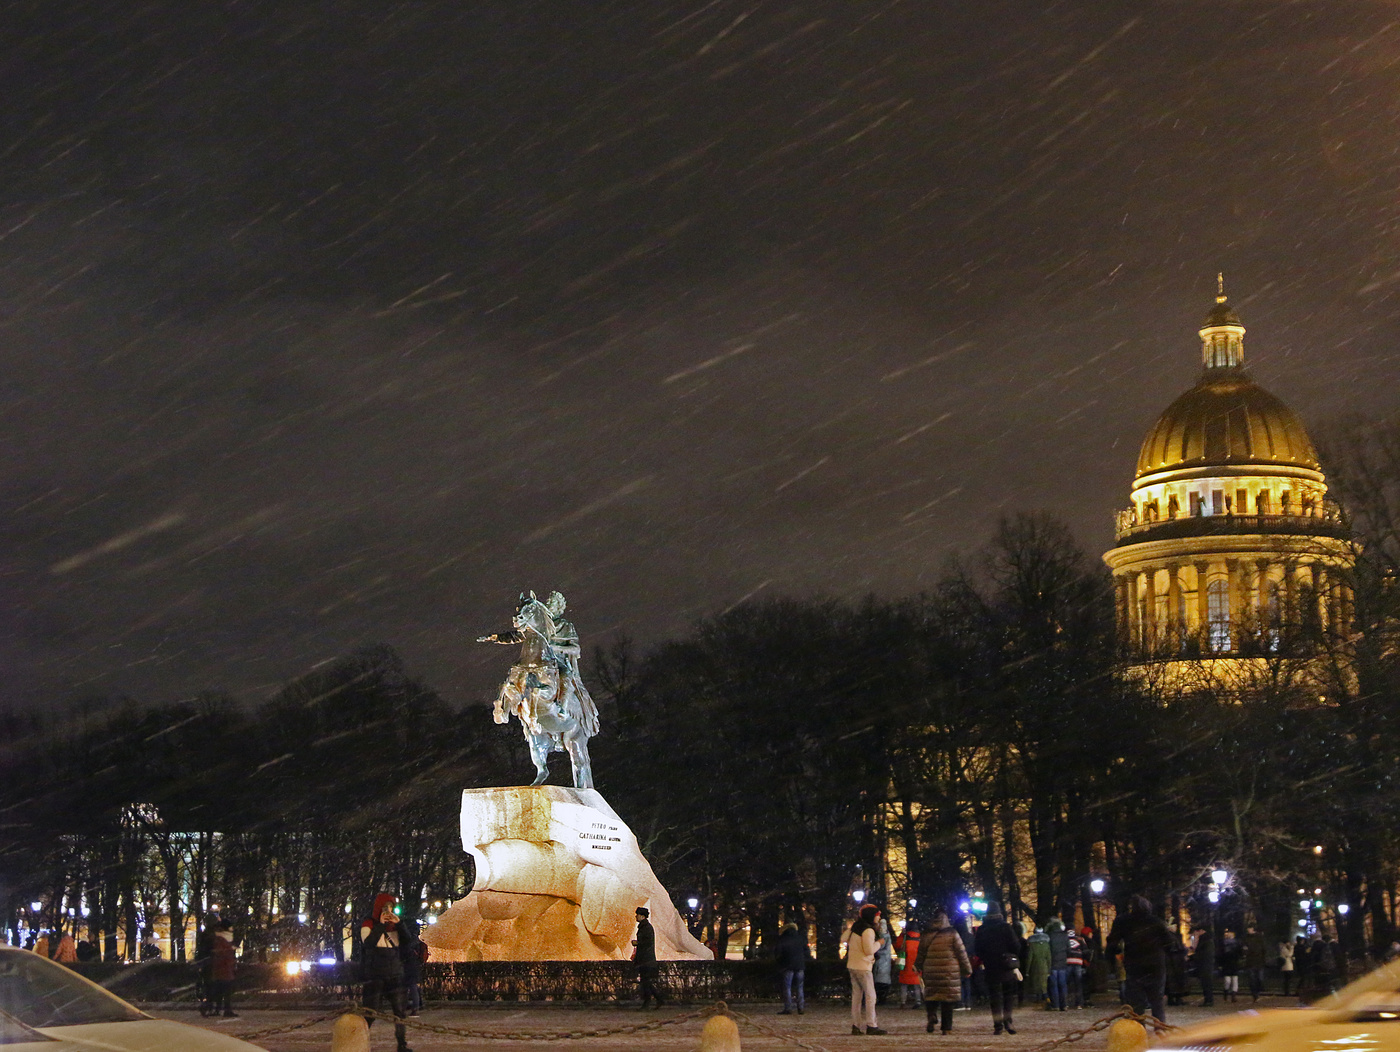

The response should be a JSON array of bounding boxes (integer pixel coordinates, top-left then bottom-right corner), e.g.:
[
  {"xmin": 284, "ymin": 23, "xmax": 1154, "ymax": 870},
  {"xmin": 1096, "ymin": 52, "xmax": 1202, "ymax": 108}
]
[
  {"xmin": 1089, "ymin": 878, "xmax": 1106, "ymax": 895},
  {"xmin": 1338, "ymin": 904, "xmax": 1351, "ymax": 915},
  {"xmin": 1211, "ymin": 869, "xmax": 1229, "ymax": 887},
  {"xmin": 29, "ymin": 902, "xmax": 41, "ymax": 912},
  {"xmin": 908, "ymin": 898, "xmax": 918, "ymax": 909},
  {"xmin": 852, "ymin": 889, "xmax": 866, "ymax": 903},
  {"xmin": 686, "ymin": 897, "xmax": 700, "ymax": 910},
  {"xmin": 1208, "ymin": 890, "xmax": 1220, "ymax": 903}
]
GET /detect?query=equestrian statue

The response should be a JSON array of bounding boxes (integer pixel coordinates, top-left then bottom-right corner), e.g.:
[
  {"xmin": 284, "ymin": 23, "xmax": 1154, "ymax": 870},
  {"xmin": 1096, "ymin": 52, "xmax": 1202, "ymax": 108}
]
[{"xmin": 477, "ymin": 590, "xmax": 600, "ymax": 789}]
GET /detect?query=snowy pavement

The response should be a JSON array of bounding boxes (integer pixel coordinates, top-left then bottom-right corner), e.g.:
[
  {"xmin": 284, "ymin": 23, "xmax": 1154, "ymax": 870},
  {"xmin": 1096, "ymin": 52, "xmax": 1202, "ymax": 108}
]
[{"xmin": 154, "ymin": 998, "xmax": 1291, "ymax": 1051}]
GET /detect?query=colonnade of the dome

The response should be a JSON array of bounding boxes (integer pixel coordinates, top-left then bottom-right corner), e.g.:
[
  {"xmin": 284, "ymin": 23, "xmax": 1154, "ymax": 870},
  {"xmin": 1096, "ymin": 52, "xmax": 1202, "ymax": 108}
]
[{"xmin": 1112, "ymin": 545, "xmax": 1352, "ymax": 659}]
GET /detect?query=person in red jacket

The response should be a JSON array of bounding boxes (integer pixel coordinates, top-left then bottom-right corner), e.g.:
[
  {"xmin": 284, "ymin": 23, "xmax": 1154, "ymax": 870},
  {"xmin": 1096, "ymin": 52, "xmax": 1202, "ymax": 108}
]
[
  {"xmin": 894, "ymin": 923, "xmax": 924, "ymax": 1007},
  {"xmin": 209, "ymin": 920, "xmax": 238, "ymax": 1019}
]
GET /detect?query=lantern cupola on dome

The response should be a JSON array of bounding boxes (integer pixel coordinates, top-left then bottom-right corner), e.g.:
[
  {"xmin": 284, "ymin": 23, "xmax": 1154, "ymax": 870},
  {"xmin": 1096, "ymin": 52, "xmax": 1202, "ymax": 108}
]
[{"xmin": 1199, "ymin": 272, "xmax": 1245, "ymax": 370}]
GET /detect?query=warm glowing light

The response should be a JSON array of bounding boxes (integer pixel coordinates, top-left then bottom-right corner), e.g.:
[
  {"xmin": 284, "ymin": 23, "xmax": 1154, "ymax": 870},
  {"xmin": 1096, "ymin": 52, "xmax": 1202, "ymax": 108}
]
[
  {"xmin": 285, "ymin": 962, "xmax": 301, "ymax": 975},
  {"xmin": 1313, "ymin": 846, "xmax": 1324, "ymax": 855}
]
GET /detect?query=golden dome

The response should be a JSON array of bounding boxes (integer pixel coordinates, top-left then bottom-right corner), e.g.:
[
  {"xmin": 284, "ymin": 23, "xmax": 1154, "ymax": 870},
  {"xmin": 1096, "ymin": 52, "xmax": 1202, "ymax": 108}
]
[{"xmin": 1135, "ymin": 372, "xmax": 1320, "ymax": 480}]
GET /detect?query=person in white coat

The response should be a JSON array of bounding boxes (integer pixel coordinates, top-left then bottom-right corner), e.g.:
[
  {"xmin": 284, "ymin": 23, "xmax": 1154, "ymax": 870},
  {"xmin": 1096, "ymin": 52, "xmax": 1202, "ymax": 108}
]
[{"xmin": 846, "ymin": 903, "xmax": 888, "ymax": 1036}]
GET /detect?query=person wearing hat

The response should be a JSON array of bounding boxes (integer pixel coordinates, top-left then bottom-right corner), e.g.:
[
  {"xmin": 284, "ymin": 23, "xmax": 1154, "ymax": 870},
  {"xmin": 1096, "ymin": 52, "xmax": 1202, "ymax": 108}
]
[
  {"xmin": 775, "ymin": 921, "xmax": 809, "ymax": 1015},
  {"xmin": 1105, "ymin": 896, "xmax": 1173, "ymax": 1023},
  {"xmin": 973, "ymin": 904, "xmax": 1021, "ymax": 1035},
  {"xmin": 916, "ymin": 907, "xmax": 971, "ymax": 1034},
  {"xmin": 359, "ymin": 893, "xmax": 414, "ymax": 1052},
  {"xmin": 632, "ymin": 906, "xmax": 665, "ymax": 1009}
]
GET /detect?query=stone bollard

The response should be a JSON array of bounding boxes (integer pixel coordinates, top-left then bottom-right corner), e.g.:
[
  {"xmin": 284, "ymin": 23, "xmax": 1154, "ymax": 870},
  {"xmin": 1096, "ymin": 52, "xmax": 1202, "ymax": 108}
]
[
  {"xmin": 1107, "ymin": 1017, "xmax": 1149, "ymax": 1052},
  {"xmin": 330, "ymin": 1012, "xmax": 370, "ymax": 1052},
  {"xmin": 698, "ymin": 1014, "xmax": 742, "ymax": 1051}
]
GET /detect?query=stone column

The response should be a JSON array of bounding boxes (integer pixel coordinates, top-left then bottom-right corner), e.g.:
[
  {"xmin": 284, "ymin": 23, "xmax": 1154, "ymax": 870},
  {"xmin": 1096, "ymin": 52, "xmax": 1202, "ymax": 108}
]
[
  {"xmin": 1283, "ymin": 560, "xmax": 1298, "ymax": 631},
  {"xmin": 1166, "ymin": 563, "xmax": 1182, "ymax": 651},
  {"xmin": 1312, "ymin": 565, "xmax": 1328, "ymax": 635},
  {"xmin": 1115, "ymin": 576, "xmax": 1130, "ymax": 647},
  {"xmin": 1127, "ymin": 572, "xmax": 1141, "ymax": 652},
  {"xmin": 1194, "ymin": 560, "xmax": 1210, "ymax": 649},
  {"xmin": 1226, "ymin": 558, "xmax": 1243, "ymax": 652},
  {"xmin": 1143, "ymin": 568, "xmax": 1158, "ymax": 653},
  {"xmin": 1241, "ymin": 559, "xmax": 1258, "ymax": 640}
]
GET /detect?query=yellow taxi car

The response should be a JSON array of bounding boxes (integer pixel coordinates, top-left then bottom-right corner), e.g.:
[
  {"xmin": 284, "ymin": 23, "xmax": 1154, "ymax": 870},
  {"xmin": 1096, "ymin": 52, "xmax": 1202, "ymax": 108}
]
[
  {"xmin": 1159, "ymin": 961, "xmax": 1400, "ymax": 1052},
  {"xmin": 0, "ymin": 946, "xmax": 265, "ymax": 1050}
]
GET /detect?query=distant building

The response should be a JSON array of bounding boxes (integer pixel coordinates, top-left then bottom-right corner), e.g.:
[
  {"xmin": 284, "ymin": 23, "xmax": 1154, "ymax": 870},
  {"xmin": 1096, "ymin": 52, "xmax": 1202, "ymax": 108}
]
[{"xmin": 1102, "ymin": 279, "xmax": 1353, "ymax": 690}]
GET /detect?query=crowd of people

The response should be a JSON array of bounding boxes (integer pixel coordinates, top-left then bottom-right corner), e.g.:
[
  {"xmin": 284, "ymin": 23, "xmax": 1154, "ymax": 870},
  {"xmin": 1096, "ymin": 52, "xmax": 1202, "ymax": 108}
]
[
  {"xmin": 15, "ymin": 890, "xmax": 1371, "ymax": 1046},
  {"xmin": 816, "ymin": 895, "xmax": 1364, "ymax": 1036}
]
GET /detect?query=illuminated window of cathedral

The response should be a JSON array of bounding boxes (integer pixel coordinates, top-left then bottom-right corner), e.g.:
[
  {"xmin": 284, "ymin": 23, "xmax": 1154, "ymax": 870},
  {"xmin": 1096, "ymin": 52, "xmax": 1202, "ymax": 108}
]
[{"xmin": 1207, "ymin": 580, "xmax": 1230, "ymax": 652}]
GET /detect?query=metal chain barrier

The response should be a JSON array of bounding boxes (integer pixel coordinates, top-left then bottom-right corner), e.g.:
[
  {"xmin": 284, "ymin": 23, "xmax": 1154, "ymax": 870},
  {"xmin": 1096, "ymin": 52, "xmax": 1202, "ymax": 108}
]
[
  {"xmin": 1024, "ymin": 1003, "xmax": 1178, "ymax": 1052},
  {"xmin": 233, "ymin": 1011, "xmax": 348, "ymax": 1041},
  {"xmin": 727, "ymin": 1006, "xmax": 833, "ymax": 1052}
]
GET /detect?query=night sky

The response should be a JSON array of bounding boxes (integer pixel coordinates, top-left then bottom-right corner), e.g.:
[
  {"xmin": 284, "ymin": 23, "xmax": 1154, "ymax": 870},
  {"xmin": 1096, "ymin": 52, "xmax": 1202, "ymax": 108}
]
[{"xmin": 3, "ymin": 0, "xmax": 1399, "ymax": 712}]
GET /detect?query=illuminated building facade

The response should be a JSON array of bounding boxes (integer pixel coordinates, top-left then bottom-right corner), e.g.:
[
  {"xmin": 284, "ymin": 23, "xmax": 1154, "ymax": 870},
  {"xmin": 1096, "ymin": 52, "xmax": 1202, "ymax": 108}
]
[{"xmin": 1102, "ymin": 280, "xmax": 1353, "ymax": 687}]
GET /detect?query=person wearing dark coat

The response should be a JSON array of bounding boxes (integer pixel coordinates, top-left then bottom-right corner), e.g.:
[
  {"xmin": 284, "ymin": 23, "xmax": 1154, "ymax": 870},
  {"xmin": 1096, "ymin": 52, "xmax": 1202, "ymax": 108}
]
[
  {"xmin": 1105, "ymin": 896, "xmax": 1173, "ymax": 1023},
  {"xmin": 1166, "ymin": 924, "xmax": 1190, "ymax": 1006},
  {"xmin": 974, "ymin": 905, "xmax": 1022, "ymax": 1035},
  {"xmin": 1308, "ymin": 937, "xmax": 1338, "ymax": 1000},
  {"xmin": 1219, "ymin": 930, "xmax": 1242, "ymax": 1002},
  {"xmin": 399, "ymin": 917, "xmax": 424, "ymax": 1016},
  {"xmin": 1046, "ymin": 918, "xmax": 1070, "ymax": 1011},
  {"xmin": 195, "ymin": 918, "xmax": 218, "ymax": 1017},
  {"xmin": 1192, "ymin": 927, "xmax": 1216, "ymax": 1006},
  {"xmin": 918, "ymin": 908, "xmax": 972, "ymax": 1035},
  {"xmin": 1243, "ymin": 925, "xmax": 1269, "ymax": 1002},
  {"xmin": 775, "ymin": 922, "xmax": 808, "ymax": 1015},
  {"xmin": 360, "ymin": 893, "xmax": 414, "ymax": 1052},
  {"xmin": 632, "ymin": 906, "xmax": 665, "ymax": 1009}
]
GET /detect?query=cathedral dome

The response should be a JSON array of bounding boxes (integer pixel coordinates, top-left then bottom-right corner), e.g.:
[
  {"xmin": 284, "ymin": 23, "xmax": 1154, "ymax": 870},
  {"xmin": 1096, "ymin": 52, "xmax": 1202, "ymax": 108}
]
[{"xmin": 1134, "ymin": 371, "xmax": 1320, "ymax": 481}]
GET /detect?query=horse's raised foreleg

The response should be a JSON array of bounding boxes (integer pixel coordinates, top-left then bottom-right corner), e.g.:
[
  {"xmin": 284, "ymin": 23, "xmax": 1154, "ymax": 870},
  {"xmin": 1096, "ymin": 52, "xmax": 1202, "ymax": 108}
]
[{"xmin": 565, "ymin": 734, "xmax": 593, "ymax": 790}]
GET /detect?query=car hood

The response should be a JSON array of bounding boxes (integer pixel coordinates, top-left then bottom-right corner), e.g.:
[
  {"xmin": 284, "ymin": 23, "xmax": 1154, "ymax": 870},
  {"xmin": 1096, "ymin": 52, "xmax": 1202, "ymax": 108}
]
[
  {"xmin": 1159, "ymin": 1008, "xmax": 1335, "ymax": 1047},
  {"xmin": 35, "ymin": 1018, "xmax": 267, "ymax": 1051}
]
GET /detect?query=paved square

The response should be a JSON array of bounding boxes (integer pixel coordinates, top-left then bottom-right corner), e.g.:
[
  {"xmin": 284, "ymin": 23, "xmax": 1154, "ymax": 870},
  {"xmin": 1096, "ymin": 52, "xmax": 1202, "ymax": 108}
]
[{"xmin": 157, "ymin": 998, "xmax": 1285, "ymax": 1051}]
